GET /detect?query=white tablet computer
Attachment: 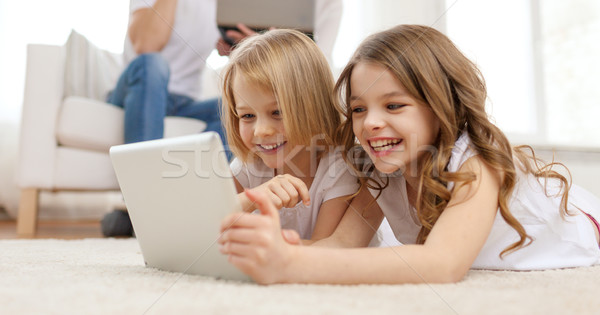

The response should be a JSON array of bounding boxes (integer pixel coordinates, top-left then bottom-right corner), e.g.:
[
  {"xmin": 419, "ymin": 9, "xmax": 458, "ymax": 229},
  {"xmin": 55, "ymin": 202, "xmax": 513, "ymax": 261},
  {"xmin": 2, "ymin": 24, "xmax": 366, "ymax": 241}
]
[
  {"xmin": 109, "ymin": 132, "xmax": 249, "ymax": 281},
  {"xmin": 217, "ymin": 0, "xmax": 315, "ymax": 45}
]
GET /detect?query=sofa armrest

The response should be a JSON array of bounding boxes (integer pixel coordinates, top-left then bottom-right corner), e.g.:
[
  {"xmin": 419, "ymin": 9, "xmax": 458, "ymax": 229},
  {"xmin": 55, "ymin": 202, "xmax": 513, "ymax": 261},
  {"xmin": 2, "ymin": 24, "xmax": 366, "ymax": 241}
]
[{"xmin": 17, "ymin": 44, "xmax": 65, "ymax": 189}]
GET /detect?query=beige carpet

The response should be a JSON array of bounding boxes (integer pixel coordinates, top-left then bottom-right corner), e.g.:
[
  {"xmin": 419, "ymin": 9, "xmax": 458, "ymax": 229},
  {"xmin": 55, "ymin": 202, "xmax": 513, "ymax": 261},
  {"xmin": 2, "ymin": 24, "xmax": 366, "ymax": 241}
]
[{"xmin": 1, "ymin": 239, "xmax": 598, "ymax": 315}]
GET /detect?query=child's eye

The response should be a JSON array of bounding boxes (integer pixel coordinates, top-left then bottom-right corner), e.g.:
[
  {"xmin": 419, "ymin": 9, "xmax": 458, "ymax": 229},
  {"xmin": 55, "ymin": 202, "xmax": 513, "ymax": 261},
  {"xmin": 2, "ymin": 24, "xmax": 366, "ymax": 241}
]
[
  {"xmin": 272, "ymin": 110, "xmax": 281, "ymax": 117},
  {"xmin": 351, "ymin": 107, "xmax": 365, "ymax": 114},
  {"xmin": 387, "ymin": 104, "xmax": 405, "ymax": 110},
  {"xmin": 239, "ymin": 113, "xmax": 255, "ymax": 120}
]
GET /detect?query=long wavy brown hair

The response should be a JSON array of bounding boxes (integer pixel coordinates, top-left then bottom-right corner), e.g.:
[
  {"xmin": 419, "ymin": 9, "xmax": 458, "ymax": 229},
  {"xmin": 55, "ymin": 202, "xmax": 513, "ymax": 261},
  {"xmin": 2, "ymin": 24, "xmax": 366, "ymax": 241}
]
[{"xmin": 334, "ymin": 25, "xmax": 572, "ymax": 257}]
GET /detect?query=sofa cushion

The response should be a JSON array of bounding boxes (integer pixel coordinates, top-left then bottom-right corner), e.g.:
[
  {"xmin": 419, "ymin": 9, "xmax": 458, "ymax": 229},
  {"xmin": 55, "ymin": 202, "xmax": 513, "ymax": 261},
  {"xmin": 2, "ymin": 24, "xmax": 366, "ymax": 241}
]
[
  {"xmin": 163, "ymin": 116, "xmax": 208, "ymax": 139},
  {"xmin": 63, "ymin": 30, "xmax": 123, "ymax": 101},
  {"xmin": 57, "ymin": 96, "xmax": 207, "ymax": 152}
]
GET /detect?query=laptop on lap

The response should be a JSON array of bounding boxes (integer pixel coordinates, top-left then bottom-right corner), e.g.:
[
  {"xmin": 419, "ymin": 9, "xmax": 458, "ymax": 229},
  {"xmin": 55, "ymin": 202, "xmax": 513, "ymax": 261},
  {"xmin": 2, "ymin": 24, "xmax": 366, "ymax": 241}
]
[
  {"xmin": 216, "ymin": 0, "xmax": 316, "ymax": 45},
  {"xmin": 109, "ymin": 132, "xmax": 249, "ymax": 281}
]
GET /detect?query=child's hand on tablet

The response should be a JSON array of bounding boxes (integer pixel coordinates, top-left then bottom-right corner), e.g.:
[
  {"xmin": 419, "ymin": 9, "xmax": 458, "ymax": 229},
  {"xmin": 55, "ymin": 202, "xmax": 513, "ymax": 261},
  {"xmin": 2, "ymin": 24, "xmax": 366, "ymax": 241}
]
[{"xmin": 220, "ymin": 189, "xmax": 297, "ymax": 284}]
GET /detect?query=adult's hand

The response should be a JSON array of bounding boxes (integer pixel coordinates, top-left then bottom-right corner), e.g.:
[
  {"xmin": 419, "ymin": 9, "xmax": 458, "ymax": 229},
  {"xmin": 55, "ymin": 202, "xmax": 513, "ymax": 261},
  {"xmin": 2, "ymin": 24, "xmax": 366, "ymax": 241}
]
[{"xmin": 216, "ymin": 23, "xmax": 261, "ymax": 56}]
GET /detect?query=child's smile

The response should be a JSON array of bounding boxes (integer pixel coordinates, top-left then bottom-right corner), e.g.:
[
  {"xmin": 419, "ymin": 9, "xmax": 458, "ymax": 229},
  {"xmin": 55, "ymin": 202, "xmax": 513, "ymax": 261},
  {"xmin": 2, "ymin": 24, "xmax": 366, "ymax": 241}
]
[
  {"xmin": 368, "ymin": 137, "xmax": 403, "ymax": 157},
  {"xmin": 256, "ymin": 140, "xmax": 287, "ymax": 154},
  {"xmin": 349, "ymin": 62, "xmax": 440, "ymax": 176}
]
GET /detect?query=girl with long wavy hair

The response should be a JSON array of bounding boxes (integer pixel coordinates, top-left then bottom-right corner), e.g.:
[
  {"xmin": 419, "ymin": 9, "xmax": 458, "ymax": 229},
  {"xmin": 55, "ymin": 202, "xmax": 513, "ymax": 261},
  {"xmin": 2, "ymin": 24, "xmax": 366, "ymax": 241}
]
[{"xmin": 219, "ymin": 25, "xmax": 600, "ymax": 284}]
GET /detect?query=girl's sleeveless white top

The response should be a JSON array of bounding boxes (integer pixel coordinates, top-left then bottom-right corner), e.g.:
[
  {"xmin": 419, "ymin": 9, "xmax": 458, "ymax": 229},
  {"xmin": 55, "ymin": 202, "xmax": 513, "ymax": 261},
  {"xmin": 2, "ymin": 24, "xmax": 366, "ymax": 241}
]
[{"xmin": 370, "ymin": 132, "xmax": 600, "ymax": 270}]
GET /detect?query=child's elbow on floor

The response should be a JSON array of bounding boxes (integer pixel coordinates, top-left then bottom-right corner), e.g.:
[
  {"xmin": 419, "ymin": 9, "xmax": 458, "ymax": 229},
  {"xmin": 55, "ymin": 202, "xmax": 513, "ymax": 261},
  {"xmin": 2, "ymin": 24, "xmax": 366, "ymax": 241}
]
[
  {"xmin": 437, "ymin": 263, "xmax": 470, "ymax": 283},
  {"xmin": 436, "ymin": 270, "xmax": 468, "ymax": 284},
  {"xmin": 425, "ymin": 257, "xmax": 470, "ymax": 284}
]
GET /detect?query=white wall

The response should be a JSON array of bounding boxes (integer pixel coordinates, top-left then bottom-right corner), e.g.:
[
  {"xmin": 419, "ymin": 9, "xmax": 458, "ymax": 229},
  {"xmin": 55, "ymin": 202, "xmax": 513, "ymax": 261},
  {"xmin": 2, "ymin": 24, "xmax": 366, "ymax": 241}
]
[
  {"xmin": 0, "ymin": 0, "xmax": 129, "ymax": 124},
  {"xmin": 535, "ymin": 149, "xmax": 600, "ymax": 199},
  {"xmin": 446, "ymin": 0, "xmax": 537, "ymax": 138},
  {"xmin": 332, "ymin": 0, "xmax": 446, "ymax": 70}
]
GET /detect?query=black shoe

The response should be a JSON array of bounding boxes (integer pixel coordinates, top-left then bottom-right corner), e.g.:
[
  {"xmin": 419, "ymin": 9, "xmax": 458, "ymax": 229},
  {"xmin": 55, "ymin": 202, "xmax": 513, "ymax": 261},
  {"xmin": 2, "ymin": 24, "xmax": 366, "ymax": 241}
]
[{"xmin": 101, "ymin": 210, "xmax": 133, "ymax": 237}]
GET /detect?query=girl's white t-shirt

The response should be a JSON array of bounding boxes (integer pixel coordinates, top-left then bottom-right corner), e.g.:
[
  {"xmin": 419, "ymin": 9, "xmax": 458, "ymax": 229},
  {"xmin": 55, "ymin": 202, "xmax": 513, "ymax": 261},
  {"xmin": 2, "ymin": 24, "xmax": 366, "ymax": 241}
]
[
  {"xmin": 230, "ymin": 150, "xmax": 359, "ymax": 240},
  {"xmin": 125, "ymin": 0, "xmax": 220, "ymax": 99},
  {"xmin": 370, "ymin": 132, "xmax": 600, "ymax": 270}
]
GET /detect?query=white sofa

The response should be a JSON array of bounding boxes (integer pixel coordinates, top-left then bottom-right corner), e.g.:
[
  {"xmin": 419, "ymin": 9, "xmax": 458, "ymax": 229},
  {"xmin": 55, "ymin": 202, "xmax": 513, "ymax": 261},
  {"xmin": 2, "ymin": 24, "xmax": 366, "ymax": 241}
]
[{"xmin": 16, "ymin": 39, "xmax": 208, "ymax": 236}]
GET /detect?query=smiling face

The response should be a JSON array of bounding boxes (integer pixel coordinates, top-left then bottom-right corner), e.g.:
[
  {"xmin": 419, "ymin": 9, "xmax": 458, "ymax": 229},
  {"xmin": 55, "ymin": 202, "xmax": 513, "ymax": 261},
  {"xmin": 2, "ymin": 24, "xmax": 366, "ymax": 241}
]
[
  {"xmin": 233, "ymin": 74, "xmax": 297, "ymax": 169},
  {"xmin": 349, "ymin": 62, "xmax": 440, "ymax": 176}
]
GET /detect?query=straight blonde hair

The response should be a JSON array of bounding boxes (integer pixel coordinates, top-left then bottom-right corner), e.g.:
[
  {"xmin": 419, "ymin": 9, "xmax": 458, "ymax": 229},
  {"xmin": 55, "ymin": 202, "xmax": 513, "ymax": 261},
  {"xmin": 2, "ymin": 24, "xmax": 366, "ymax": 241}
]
[{"xmin": 221, "ymin": 29, "xmax": 340, "ymax": 161}]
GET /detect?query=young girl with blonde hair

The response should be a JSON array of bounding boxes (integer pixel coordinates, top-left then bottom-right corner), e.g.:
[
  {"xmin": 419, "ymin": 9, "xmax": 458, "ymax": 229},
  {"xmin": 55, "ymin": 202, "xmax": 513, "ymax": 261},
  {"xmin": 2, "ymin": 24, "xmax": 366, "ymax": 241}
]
[
  {"xmin": 221, "ymin": 29, "xmax": 395, "ymax": 245},
  {"xmin": 219, "ymin": 25, "xmax": 600, "ymax": 284}
]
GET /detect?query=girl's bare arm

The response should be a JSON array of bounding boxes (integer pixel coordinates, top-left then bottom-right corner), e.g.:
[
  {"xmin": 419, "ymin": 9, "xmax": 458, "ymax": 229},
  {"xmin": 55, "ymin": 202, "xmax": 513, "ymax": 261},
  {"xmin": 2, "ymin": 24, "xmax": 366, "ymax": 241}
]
[
  {"xmin": 306, "ymin": 188, "xmax": 383, "ymax": 247},
  {"xmin": 221, "ymin": 156, "xmax": 500, "ymax": 284}
]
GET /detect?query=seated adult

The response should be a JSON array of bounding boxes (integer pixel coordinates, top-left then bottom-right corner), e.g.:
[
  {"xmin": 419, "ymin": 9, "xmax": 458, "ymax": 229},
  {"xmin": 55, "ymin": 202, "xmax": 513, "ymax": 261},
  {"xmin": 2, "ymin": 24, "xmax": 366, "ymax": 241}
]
[{"xmin": 102, "ymin": 0, "xmax": 224, "ymax": 237}]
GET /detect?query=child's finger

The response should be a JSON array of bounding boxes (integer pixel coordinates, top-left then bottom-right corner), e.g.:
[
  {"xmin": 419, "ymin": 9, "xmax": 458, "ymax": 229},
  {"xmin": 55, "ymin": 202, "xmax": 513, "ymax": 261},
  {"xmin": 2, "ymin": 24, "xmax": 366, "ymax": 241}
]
[
  {"xmin": 245, "ymin": 188, "xmax": 280, "ymax": 220},
  {"xmin": 220, "ymin": 212, "xmax": 261, "ymax": 232},
  {"xmin": 281, "ymin": 229, "xmax": 301, "ymax": 245},
  {"xmin": 279, "ymin": 180, "xmax": 300, "ymax": 207},
  {"xmin": 220, "ymin": 239, "xmax": 255, "ymax": 256},
  {"xmin": 220, "ymin": 213, "xmax": 245, "ymax": 232},
  {"xmin": 226, "ymin": 253, "xmax": 258, "ymax": 278},
  {"xmin": 219, "ymin": 228, "xmax": 263, "ymax": 245},
  {"xmin": 266, "ymin": 184, "xmax": 289, "ymax": 208},
  {"xmin": 222, "ymin": 241, "xmax": 271, "ymax": 268},
  {"xmin": 287, "ymin": 176, "xmax": 311, "ymax": 206}
]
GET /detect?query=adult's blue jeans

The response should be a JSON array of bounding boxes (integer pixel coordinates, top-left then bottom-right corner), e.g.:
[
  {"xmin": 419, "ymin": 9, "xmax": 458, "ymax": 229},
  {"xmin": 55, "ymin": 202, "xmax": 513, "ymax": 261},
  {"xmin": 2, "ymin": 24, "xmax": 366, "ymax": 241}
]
[{"xmin": 107, "ymin": 53, "xmax": 226, "ymax": 147}]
